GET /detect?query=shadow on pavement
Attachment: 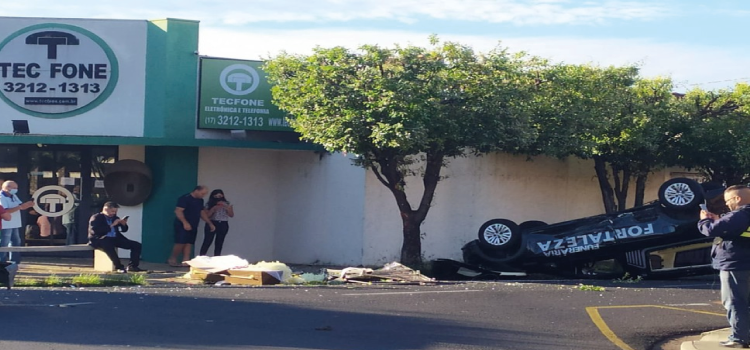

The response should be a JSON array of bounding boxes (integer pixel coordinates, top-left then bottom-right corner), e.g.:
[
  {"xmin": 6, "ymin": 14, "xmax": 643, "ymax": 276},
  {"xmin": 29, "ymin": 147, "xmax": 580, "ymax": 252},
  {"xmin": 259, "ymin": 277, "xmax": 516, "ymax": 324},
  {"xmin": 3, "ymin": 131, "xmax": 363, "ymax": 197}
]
[{"xmin": 0, "ymin": 288, "xmax": 562, "ymax": 350}]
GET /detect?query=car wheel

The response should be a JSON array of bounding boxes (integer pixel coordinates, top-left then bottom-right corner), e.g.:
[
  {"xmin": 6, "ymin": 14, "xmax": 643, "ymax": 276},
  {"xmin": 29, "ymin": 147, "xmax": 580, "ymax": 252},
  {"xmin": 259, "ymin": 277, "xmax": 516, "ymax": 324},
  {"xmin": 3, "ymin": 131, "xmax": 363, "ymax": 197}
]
[
  {"xmin": 519, "ymin": 220, "xmax": 547, "ymax": 233},
  {"xmin": 658, "ymin": 178, "xmax": 704, "ymax": 211},
  {"xmin": 478, "ymin": 219, "xmax": 521, "ymax": 251}
]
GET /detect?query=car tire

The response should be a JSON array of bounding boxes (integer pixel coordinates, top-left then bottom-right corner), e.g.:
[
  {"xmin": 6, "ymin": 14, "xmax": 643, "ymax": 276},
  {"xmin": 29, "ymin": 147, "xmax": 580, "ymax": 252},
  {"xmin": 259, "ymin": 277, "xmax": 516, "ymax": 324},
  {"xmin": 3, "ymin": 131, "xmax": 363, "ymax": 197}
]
[
  {"xmin": 519, "ymin": 220, "xmax": 547, "ymax": 233},
  {"xmin": 477, "ymin": 219, "xmax": 521, "ymax": 251},
  {"xmin": 658, "ymin": 178, "xmax": 704, "ymax": 211}
]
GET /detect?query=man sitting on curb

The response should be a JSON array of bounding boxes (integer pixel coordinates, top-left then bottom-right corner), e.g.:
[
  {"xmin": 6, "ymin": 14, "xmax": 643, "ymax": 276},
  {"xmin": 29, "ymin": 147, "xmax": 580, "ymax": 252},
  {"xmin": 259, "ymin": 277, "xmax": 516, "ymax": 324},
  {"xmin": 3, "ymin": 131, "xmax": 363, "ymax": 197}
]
[
  {"xmin": 699, "ymin": 185, "xmax": 750, "ymax": 348},
  {"xmin": 88, "ymin": 201, "xmax": 145, "ymax": 273}
]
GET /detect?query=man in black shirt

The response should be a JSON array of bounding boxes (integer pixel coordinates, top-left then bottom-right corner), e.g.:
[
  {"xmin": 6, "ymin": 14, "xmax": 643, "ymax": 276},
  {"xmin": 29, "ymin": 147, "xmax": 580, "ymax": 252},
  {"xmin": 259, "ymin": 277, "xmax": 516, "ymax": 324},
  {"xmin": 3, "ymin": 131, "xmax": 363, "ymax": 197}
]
[
  {"xmin": 168, "ymin": 186, "xmax": 213, "ymax": 267},
  {"xmin": 88, "ymin": 201, "xmax": 143, "ymax": 273}
]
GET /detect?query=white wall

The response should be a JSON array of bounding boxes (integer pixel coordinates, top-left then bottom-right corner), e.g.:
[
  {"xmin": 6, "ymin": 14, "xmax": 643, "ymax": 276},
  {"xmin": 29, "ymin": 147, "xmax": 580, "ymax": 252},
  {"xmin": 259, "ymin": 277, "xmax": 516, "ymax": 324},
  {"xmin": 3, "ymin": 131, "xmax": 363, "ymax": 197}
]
[
  {"xmin": 116, "ymin": 145, "xmax": 145, "ymax": 257},
  {"xmin": 197, "ymin": 147, "xmax": 366, "ymax": 265},
  {"xmin": 363, "ymin": 153, "xmax": 672, "ymax": 265},
  {"xmin": 197, "ymin": 147, "xmax": 280, "ymax": 261},
  {"xmin": 273, "ymin": 152, "xmax": 365, "ymax": 265},
  {"xmin": 197, "ymin": 147, "xmax": 676, "ymax": 266}
]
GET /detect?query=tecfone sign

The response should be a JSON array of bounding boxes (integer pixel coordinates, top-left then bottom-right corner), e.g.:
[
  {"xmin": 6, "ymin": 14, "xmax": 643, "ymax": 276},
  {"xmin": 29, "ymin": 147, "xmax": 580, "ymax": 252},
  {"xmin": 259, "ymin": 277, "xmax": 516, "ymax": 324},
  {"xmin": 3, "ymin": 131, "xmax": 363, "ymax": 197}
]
[{"xmin": 0, "ymin": 23, "xmax": 118, "ymax": 118}]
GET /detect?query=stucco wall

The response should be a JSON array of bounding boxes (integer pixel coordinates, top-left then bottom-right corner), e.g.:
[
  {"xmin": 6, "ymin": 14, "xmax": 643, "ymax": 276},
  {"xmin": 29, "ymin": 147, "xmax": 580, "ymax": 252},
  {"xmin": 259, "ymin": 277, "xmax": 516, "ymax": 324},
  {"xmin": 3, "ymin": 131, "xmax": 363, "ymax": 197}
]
[
  {"xmin": 198, "ymin": 148, "xmax": 675, "ymax": 266},
  {"xmin": 272, "ymin": 152, "xmax": 366, "ymax": 265},
  {"xmin": 197, "ymin": 147, "xmax": 280, "ymax": 261},
  {"xmin": 197, "ymin": 148, "xmax": 366, "ymax": 265},
  {"xmin": 363, "ymin": 153, "xmax": 672, "ymax": 265}
]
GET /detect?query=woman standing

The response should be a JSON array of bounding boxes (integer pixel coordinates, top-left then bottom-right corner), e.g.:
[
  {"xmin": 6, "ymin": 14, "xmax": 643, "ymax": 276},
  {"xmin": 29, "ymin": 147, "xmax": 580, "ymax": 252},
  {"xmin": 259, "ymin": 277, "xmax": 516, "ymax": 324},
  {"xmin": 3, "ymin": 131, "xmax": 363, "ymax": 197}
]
[{"xmin": 199, "ymin": 189, "xmax": 234, "ymax": 256}]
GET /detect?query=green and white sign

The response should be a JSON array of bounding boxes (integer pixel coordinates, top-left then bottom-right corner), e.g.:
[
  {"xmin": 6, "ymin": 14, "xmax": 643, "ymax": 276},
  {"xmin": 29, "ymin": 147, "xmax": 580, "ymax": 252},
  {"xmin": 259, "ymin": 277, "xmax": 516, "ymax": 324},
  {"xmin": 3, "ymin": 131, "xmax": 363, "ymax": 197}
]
[
  {"xmin": 198, "ymin": 58, "xmax": 291, "ymax": 131},
  {"xmin": 0, "ymin": 23, "xmax": 119, "ymax": 118}
]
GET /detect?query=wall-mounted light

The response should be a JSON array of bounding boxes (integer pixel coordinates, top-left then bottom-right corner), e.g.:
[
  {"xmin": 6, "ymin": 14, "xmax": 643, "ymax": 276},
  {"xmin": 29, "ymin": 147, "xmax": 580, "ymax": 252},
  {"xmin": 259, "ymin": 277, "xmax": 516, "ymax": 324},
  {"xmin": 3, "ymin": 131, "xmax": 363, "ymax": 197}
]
[{"xmin": 12, "ymin": 120, "xmax": 29, "ymax": 134}]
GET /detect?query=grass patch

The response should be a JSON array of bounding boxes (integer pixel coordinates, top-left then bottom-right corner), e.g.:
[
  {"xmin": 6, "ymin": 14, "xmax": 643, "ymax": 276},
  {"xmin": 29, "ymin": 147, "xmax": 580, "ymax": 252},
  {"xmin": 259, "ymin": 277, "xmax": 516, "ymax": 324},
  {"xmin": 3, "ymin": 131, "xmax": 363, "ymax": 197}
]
[
  {"xmin": 577, "ymin": 284, "xmax": 606, "ymax": 292},
  {"xmin": 14, "ymin": 273, "xmax": 148, "ymax": 288},
  {"xmin": 612, "ymin": 272, "xmax": 643, "ymax": 284}
]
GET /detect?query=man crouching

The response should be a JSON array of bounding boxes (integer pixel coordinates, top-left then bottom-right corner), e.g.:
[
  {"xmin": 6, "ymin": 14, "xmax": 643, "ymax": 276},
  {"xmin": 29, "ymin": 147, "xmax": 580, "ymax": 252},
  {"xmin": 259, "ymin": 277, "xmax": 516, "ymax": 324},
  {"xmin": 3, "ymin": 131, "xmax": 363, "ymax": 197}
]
[{"xmin": 88, "ymin": 201, "xmax": 144, "ymax": 273}]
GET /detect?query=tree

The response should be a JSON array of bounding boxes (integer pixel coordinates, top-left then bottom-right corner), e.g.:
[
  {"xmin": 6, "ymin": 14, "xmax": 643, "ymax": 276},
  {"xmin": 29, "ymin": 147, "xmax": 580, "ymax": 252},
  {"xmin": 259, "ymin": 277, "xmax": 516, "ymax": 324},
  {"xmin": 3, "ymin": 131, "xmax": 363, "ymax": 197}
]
[
  {"xmin": 668, "ymin": 83, "xmax": 750, "ymax": 185},
  {"xmin": 531, "ymin": 64, "xmax": 677, "ymax": 213},
  {"xmin": 265, "ymin": 39, "xmax": 540, "ymax": 266}
]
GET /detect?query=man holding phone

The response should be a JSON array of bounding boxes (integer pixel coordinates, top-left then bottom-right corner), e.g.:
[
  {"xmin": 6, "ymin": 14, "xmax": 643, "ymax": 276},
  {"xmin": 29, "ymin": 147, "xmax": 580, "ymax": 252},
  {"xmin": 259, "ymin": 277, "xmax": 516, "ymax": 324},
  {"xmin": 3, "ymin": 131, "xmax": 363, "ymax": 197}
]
[
  {"xmin": 699, "ymin": 185, "xmax": 750, "ymax": 348},
  {"xmin": 88, "ymin": 201, "xmax": 144, "ymax": 273}
]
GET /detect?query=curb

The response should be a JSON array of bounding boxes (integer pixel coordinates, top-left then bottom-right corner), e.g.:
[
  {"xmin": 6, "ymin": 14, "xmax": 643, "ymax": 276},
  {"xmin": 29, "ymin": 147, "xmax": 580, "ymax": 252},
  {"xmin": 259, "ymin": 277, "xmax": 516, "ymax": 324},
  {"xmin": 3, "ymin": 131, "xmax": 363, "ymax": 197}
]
[{"xmin": 681, "ymin": 329, "xmax": 732, "ymax": 350}]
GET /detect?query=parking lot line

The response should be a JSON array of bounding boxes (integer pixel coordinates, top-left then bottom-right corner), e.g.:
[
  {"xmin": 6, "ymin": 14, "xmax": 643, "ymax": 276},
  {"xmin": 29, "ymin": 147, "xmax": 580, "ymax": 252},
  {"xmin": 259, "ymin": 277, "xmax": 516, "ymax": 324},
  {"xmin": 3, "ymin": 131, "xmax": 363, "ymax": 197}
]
[
  {"xmin": 586, "ymin": 305, "xmax": 724, "ymax": 350},
  {"xmin": 341, "ymin": 290, "xmax": 482, "ymax": 296}
]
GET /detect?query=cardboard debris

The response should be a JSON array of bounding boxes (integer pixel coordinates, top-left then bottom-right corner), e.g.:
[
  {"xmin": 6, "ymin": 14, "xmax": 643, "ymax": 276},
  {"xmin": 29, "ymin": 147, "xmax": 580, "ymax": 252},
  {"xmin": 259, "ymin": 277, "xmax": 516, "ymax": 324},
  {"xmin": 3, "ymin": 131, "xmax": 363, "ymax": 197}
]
[
  {"xmin": 326, "ymin": 262, "xmax": 434, "ymax": 283},
  {"xmin": 186, "ymin": 256, "xmax": 289, "ymax": 286}
]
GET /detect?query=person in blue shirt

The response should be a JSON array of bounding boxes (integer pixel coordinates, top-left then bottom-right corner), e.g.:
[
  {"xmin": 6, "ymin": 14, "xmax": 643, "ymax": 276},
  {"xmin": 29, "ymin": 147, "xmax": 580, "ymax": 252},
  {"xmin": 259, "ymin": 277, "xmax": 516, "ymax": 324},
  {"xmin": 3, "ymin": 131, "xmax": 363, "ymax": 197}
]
[
  {"xmin": 698, "ymin": 185, "xmax": 750, "ymax": 348},
  {"xmin": 168, "ymin": 186, "xmax": 214, "ymax": 267},
  {"xmin": 88, "ymin": 201, "xmax": 144, "ymax": 273}
]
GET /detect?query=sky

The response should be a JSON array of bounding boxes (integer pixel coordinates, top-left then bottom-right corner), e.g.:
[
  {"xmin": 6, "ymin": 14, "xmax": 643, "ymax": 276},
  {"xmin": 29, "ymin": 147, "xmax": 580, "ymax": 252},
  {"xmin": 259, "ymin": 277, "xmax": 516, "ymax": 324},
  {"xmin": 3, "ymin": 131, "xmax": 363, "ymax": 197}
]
[{"xmin": 2, "ymin": 0, "xmax": 748, "ymax": 92}]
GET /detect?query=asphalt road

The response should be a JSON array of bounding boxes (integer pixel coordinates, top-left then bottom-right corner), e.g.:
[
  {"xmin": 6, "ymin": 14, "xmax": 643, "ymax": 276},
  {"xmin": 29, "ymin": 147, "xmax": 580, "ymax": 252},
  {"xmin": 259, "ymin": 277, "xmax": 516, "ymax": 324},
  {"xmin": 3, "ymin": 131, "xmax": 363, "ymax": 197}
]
[{"xmin": 0, "ymin": 278, "xmax": 730, "ymax": 350}]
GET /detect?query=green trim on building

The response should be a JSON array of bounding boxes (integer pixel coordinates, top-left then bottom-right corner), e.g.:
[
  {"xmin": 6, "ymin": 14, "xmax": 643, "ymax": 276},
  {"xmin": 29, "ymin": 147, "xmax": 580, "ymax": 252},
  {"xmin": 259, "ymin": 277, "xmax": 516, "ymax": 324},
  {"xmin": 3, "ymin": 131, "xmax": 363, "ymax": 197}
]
[
  {"xmin": 142, "ymin": 146, "xmax": 199, "ymax": 262},
  {"xmin": 0, "ymin": 134, "xmax": 320, "ymax": 150},
  {"xmin": 144, "ymin": 19, "xmax": 199, "ymax": 140}
]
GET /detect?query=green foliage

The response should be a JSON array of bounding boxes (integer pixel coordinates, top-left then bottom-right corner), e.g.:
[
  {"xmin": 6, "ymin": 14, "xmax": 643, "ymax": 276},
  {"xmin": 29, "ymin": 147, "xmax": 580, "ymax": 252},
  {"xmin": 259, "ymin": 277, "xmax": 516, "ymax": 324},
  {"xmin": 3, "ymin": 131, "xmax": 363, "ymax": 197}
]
[
  {"xmin": 13, "ymin": 273, "xmax": 147, "ymax": 287},
  {"xmin": 668, "ymin": 83, "xmax": 750, "ymax": 185},
  {"xmin": 265, "ymin": 39, "xmax": 543, "ymax": 265},
  {"xmin": 43, "ymin": 275, "xmax": 64, "ymax": 286},
  {"xmin": 265, "ymin": 41, "xmax": 540, "ymax": 161},
  {"xmin": 577, "ymin": 284, "xmax": 606, "ymax": 291},
  {"xmin": 71, "ymin": 273, "xmax": 102, "ymax": 285}
]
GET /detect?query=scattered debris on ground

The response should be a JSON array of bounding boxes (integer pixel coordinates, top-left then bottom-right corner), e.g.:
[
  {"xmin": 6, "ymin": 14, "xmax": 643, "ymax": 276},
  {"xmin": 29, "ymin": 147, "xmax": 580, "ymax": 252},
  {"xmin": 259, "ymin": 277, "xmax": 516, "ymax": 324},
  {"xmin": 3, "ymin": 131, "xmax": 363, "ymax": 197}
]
[
  {"xmin": 184, "ymin": 256, "xmax": 436, "ymax": 286},
  {"xmin": 325, "ymin": 262, "xmax": 434, "ymax": 284}
]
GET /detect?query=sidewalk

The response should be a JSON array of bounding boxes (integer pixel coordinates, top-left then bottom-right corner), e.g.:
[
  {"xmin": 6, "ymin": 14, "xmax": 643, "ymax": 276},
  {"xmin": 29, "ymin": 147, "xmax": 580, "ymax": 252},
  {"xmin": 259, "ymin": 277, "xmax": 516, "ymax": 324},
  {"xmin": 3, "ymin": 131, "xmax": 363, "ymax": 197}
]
[
  {"xmin": 16, "ymin": 256, "xmax": 192, "ymax": 286},
  {"xmin": 681, "ymin": 329, "xmax": 738, "ymax": 350},
  {"xmin": 15, "ymin": 256, "xmax": 336, "ymax": 286}
]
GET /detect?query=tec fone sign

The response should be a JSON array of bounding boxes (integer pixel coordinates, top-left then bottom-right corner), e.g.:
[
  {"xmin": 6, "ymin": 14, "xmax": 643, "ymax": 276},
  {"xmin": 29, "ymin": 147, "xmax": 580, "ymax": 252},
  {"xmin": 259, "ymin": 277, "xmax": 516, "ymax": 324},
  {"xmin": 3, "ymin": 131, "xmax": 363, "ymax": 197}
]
[{"xmin": 0, "ymin": 23, "xmax": 119, "ymax": 118}]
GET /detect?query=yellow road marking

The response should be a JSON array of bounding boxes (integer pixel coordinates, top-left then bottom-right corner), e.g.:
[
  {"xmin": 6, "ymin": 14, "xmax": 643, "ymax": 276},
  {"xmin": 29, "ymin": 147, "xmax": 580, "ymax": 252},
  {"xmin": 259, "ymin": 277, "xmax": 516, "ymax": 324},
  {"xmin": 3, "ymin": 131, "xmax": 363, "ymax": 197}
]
[
  {"xmin": 586, "ymin": 305, "xmax": 724, "ymax": 350},
  {"xmin": 586, "ymin": 307, "xmax": 636, "ymax": 350}
]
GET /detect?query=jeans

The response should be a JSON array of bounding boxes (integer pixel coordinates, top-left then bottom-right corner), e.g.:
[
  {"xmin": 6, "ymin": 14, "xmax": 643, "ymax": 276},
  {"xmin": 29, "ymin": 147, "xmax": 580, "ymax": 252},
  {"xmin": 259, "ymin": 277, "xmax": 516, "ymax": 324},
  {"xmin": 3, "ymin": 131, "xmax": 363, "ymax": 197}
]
[
  {"xmin": 721, "ymin": 270, "xmax": 750, "ymax": 343},
  {"xmin": 64, "ymin": 223, "xmax": 77, "ymax": 245},
  {"xmin": 89, "ymin": 235, "xmax": 142, "ymax": 270},
  {"xmin": 0, "ymin": 228, "xmax": 21, "ymax": 263},
  {"xmin": 199, "ymin": 221, "xmax": 229, "ymax": 256}
]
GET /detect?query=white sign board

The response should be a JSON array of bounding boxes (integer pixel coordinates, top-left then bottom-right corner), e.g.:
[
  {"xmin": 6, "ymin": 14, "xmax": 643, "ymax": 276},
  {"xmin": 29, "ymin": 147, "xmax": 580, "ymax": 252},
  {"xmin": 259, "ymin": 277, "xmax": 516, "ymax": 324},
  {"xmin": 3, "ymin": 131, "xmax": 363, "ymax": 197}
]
[
  {"xmin": 32, "ymin": 185, "xmax": 75, "ymax": 217},
  {"xmin": 0, "ymin": 18, "xmax": 146, "ymax": 136}
]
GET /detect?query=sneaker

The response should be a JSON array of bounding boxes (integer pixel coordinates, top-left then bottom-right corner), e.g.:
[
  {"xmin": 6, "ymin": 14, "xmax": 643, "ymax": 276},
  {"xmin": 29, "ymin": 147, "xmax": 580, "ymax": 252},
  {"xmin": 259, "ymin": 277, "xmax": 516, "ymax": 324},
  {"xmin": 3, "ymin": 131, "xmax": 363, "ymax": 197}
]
[
  {"xmin": 127, "ymin": 266, "xmax": 146, "ymax": 272},
  {"xmin": 720, "ymin": 340, "xmax": 750, "ymax": 348},
  {"xmin": 115, "ymin": 267, "xmax": 128, "ymax": 274}
]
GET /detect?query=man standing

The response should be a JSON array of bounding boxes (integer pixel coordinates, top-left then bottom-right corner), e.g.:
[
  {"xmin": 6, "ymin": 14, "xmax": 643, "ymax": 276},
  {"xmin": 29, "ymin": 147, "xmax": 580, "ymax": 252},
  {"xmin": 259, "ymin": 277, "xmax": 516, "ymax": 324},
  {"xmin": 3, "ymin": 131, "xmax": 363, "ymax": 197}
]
[
  {"xmin": 168, "ymin": 186, "xmax": 214, "ymax": 267},
  {"xmin": 699, "ymin": 185, "xmax": 750, "ymax": 348},
  {"xmin": 88, "ymin": 201, "xmax": 144, "ymax": 273},
  {"xmin": 0, "ymin": 181, "xmax": 34, "ymax": 263}
]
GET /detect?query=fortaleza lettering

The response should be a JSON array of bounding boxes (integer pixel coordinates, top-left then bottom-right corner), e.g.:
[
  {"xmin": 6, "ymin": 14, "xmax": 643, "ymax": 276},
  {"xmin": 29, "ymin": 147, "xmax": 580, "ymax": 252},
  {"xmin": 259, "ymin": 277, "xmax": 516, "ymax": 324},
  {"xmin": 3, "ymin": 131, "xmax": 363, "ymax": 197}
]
[
  {"xmin": 0, "ymin": 63, "xmax": 108, "ymax": 79},
  {"xmin": 535, "ymin": 223, "xmax": 655, "ymax": 255}
]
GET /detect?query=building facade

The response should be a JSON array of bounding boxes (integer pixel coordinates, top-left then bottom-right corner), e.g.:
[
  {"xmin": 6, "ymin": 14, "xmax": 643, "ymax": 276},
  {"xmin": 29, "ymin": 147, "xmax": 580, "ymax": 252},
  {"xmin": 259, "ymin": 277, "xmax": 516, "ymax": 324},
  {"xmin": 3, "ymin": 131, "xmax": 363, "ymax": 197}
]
[{"xmin": 0, "ymin": 16, "xmax": 677, "ymax": 266}]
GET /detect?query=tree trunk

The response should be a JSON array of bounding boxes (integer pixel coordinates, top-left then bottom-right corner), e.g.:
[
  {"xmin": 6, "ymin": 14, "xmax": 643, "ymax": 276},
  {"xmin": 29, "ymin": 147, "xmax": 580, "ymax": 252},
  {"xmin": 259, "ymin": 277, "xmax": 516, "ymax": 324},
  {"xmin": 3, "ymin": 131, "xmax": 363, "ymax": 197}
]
[
  {"xmin": 594, "ymin": 156, "xmax": 617, "ymax": 214},
  {"xmin": 634, "ymin": 173, "xmax": 648, "ymax": 207},
  {"xmin": 370, "ymin": 151, "xmax": 445, "ymax": 268},
  {"xmin": 612, "ymin": 166, "xmax": 631, "ymax": 211},
  {"xmin": 400, "ymin": 212, "xmax": 423, "ymax": 267}
]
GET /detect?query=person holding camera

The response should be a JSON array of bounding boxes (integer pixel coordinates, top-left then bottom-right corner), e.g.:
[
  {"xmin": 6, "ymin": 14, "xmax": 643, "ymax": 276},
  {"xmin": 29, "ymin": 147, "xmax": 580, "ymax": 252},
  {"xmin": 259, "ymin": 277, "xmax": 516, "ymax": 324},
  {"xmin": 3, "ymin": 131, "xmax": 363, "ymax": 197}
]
[
  {"xmin": 88, "ymin": 201, "xmax": 144, "ymax": 273},
  {"xmin": 199, "ymin": 189, "xmax": 234, "ymax": 256},
  {"xmin": 699, "ymin": 185, "xmax": 750, "ymax": 348}
]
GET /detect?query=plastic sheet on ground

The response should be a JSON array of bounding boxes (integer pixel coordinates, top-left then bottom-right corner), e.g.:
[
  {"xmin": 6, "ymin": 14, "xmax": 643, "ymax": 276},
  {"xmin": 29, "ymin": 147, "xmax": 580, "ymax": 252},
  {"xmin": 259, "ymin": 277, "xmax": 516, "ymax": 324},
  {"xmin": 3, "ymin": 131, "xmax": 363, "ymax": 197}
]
[
  {"xmin": 326, "ymin": 262, "xmax": 434, "ymax": 284},
  {"xmin": 184, "ymin": 255, "xmax": 249, "ymax": 273}
]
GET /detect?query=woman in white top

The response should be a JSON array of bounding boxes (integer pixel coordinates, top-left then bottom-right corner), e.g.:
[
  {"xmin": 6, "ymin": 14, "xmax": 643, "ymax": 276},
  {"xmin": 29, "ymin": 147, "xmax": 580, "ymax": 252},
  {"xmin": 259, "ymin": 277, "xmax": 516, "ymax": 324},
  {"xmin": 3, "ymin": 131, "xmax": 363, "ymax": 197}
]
[{"xmin": 199, "ymin": 189, "xmax": 234, "ymax": 256}]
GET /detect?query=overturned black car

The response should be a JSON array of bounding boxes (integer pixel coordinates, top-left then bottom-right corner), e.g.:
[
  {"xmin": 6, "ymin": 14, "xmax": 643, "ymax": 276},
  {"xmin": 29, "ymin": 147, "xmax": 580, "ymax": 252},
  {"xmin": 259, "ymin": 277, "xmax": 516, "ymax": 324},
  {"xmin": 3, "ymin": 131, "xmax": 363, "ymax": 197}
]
[{"xmin": 461, "ymin": 178, "xmax": 727, "ymax": 279}]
